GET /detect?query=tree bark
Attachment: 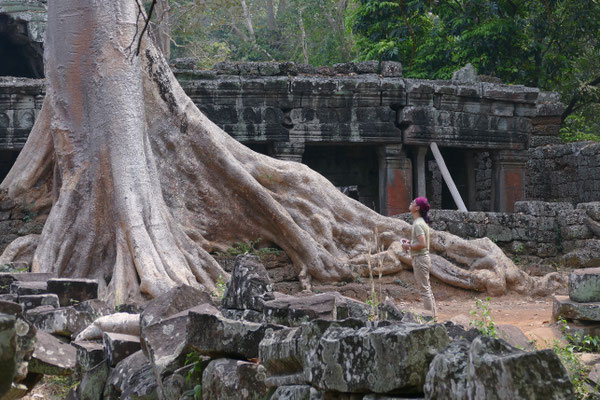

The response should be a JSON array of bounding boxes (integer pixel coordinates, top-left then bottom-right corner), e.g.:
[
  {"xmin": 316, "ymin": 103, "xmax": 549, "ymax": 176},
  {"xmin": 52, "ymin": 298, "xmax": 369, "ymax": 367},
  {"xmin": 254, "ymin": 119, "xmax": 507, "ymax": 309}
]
[{"xmin": 0, "ymin": 0, "xmax": 563, "ymax": 305}]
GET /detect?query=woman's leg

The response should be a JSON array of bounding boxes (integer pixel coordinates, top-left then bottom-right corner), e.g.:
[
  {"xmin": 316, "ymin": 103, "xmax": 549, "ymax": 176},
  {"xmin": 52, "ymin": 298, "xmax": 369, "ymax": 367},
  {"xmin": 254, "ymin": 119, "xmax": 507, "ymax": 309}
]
[{"xmin": 413, "ymin": 255, "xmax": 437, "ymax": 319}]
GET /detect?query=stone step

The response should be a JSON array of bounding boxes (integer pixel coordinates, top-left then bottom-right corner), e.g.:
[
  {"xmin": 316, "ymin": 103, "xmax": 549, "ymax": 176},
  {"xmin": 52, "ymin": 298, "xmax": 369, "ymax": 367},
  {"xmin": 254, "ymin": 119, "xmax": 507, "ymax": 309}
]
[{"xmin": 10, "ymin": 281, "xmax": 47, "ymax": 296}]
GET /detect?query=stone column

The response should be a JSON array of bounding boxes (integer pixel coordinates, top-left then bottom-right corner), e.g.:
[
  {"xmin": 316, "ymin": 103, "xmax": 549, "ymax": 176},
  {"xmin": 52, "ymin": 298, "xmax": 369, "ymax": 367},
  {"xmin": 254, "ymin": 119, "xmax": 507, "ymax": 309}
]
[
  {"xmin": 269, "ymin": 140, "xmax": 305, "ymax": 162},
  {"xmin": 378, "ymin": 144, "xmax": 413, "ymax": 216},
  {"xmin": 491, "ymin": 150, "xmax": 528, "ymax": 212},
  {"xmin": 415, "ymin": 146, "xmax": 428, "ymax": 197}
]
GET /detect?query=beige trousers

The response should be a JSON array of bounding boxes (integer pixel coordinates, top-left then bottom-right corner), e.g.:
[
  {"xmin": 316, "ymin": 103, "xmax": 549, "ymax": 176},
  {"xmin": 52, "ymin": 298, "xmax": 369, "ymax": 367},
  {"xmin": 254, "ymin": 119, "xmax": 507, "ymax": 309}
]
[{"xmin": 412, "ymin": 254, "xmax": 436, "ymax": 319}]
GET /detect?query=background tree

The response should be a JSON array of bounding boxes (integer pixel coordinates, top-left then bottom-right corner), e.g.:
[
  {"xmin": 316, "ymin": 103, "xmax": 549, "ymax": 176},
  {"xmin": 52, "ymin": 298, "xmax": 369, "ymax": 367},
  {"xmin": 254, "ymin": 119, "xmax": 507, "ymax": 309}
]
[
  {"xmin": 0, "ymin": 0, "xmax": 561, "ymax": 305},
  {"xmin": 350, "ymin": 0, "xmax": 600, "ymax": 140}
]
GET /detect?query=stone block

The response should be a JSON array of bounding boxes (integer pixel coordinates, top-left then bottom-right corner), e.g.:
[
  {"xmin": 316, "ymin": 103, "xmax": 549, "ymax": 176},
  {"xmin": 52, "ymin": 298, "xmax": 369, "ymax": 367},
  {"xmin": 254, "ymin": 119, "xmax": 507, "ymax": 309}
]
[
  {"xmin": 140, "ymin": 284, "xmax": 214, "ymax": 329},
  {"xmin": 76, "ymin": 359, "xmax": 109, "ymax": 400},
  {"xmin": 202, "ymin": 358, "xmax": 269, "ymax": 400},
  {"xmin": 355, "ymin": 61, "xmax": 379, "ymax": 74},
  {"xmin": 514, "ymin": 201, "xmax": 573, "ymax": 217},
  {"xmin": 187, "ymin": 310, "xmax": 278, "ymax": 359},
  {"xmin": 10, "ymin": 281, "xmax": 46, "ymax": 296},
  {"xmin": 569, "ymin": 268, "xmax": 600, "ymax": 303},
  {"xmin": 46, "ymin": 278, "xmax": 99, "ymax": 307},
  {"xmin": 333, "ymin": 62, "xmax": 356, "ymax": 74},
  {"xmin": 222, "ymin": 255, "xmax": 274, "ymax": 312},
  {"xmin": 424, "ymin": 336, "xmax": 573, "ymax": 399},
  {"xmin": 0, "ymin": 272, "xmax": 54, "ymax": 294},
  {"xmin": 263, "ymin": 292, "xmax": 370, "ymax": 327},
  {"xmin": 103, "ymin": 332, "xmax": 141, "ymax": 367},
  {"xmin": 270, "ymin": 385, "xmax": 323, "ymax": 400},
  {"xmin": 29, "ymin": 330, "xmax": 76, "ymax": 375},
  {"xmin": 18, "ymin": 293, "xmax": 59, "ymax": 311},
  {"xmin": 381, "ymin": 61, "xmax": 402, "ymax": 77},
  {"xmin": 73, "ymin": 340, "xmax": 105, "ymax": 373},
  {"xmin": 26, "ymin": 305, "xmax": 93, "ymax": 337},
  {"xmin": 0, "ymin": 314, "xmax": 16, "ymax": 397},
  {"xmin": 553, "ymin": 295, "xmax": 600, "ymax": 321},
  {"xmin": 103, "ymin": 351, "xmax": 158, "ymax": 400}
]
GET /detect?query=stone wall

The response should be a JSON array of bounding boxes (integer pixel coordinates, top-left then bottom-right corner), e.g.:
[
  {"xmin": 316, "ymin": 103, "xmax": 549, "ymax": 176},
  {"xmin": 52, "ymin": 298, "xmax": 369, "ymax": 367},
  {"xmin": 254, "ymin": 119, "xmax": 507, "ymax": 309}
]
[
  {"xmin": 527, "ymin": 142, "xmax": 600, "ymax": 204},
  {"xmin": 397, "ymin": 200, "xmax": 600, "ymax": 270}
]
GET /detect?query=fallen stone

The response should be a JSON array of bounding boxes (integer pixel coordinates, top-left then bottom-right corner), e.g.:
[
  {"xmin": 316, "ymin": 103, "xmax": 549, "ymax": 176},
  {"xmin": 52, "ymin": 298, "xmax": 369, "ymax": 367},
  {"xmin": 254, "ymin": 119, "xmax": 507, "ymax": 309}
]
[
  {"xmin": 423, "ymin": 339, "xmax": 470, "ymax": 399},
  {"xmin": 425, "ymin": 335, "xmax": 574, "ymax": 399},
  {"xmin": 26, "ymin": 305, "xmax": 93, "ymax": 337},
  {"xmin": 452, "ymin": 63, "xmax": 477, "ymax": 82},
  {"xmin": 270, "ymin": 385, "xmax": 320, "ymax": 400},
  {"xmin": 0, "ymin": 314, "xmax": 17, "ymax": 397},
  {"xmin": 263, "ymin": 292, "xmax": 371, "ymax": 326},
  {"xmin": 0, "ymin": 300, "xmax": 37, "ymax": 383},
  {"xmin": 309, "ymin": 322, "xmax": 449, "ymax": 394},
  {"xmin": 74, "ymin": 299, "xmax": 112, "ymax": 319},
  {"xmin": 46, "ymin": 278, "xmax": 99, "ymax": 307},
  {"xmin": 1, "ymin": 383, "xmax": 28, "ymax": 399},
  {"xmin": 73, "ymin": 340, "xmax": 105, "ymax": 373},
  {"xmin": 0, "ymin": 294, "xmax": 17, "ymax": 302},
  {"xmin": 188, "ymin": 309, "xmax": 280, "ymax": 359},
  {"xmin": 18, "ymin": 294, "xmax": 60, "ymax": 311},
  {"xmin": 10, "ymin": 281, "xmax": 47, "ymax": 296},
  {"xmin": 442, "ymin": 321, "xmax": 480, "ymax": 342},
  {"xmin": 221, "ymin": 308, "xmax": 264, "ymax": 323},
  {"xmin": 76, "ymin": 359, "xmax": 109, "ymax": 400},
  {"xmin": 0, "ymin": 273, "xmax": 54, "ymax": 295},
  {"xmin": 103, "ymin": 350, "xmax": 158, "ymax": 400},
  {"xmin": 202, "ymin": 358, "xmax": 269, "ymax": 400},
  {"xmin": 141, "ymin": 303, "xmax": 218, "ymax": 379},
  {"xmin": 221, "ymin": 254, "xmax": 274, "ymax": 312},
  {"xmin": 28, "ymin": 330, "xmax": 76, "ymax": 375},
  {"xmin": 497, "ymin": 324, "xmax": 536, "ymax": 351},
  {"xmin": 569, "ymin": 268, "xmax": 600, "ymax": 303},
  {"xmin": 553, "ymin": 295, "xmax": 600, "ymax": 321},
  {"xmin": 103, "ymin": 332, "xmax": 141, "ymax": 367},
  {"xmin": 260, "ymin": 319, "xmax": 449, "ymax": 393},
  {"xmin": 140, "ymin": 284, "xmax": 214, "ymax": 329}
]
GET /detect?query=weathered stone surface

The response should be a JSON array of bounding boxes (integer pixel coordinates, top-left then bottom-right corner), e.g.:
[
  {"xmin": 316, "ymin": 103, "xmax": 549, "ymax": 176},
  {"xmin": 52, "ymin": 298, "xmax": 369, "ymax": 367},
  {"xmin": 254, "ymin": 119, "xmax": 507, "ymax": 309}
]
[
  {"xmin": 73, "ymin": 299, "xmax": 112, "ymax": 319},
  {"xmin": 442, "ymin": 321, "xmax": 480, "ymax": 342},
  {"xmin": 263, "ymin": 292, "xmax": 371, "ymax": 326},
  {"xmin": 0, "ymin": 300, "xmax": 36, "ymax": 383},
  {"xmin": 270, "ymin": 385, "xmax": 321, "ymax": 400},
  {"xmin": 103, "ymin": 350, "xmax": 158, "ymax": 400},
  {"xmin": 28, "ymin": 330, "xmax": 76, "ymax": 375},
  {"xmin": 103, "ymin": 332, "xmax": 141, "ymax": 367},
  {"xmin": 260, "ymin": 319, "xmax": 449, "ymax": 394},
  {"xmin": 46, "ymin": 278, "xmax": 99, "ymax": 307},
  {"xmin": 381, "ymin": 61, "xmax": 402, "ymax": 77},
  {"xmin": 468, "ymin": 336, "xmax": 573, "ymax": 399},
  {"xmin": 424, "ymin": 339, "xmax": 470, "ymax": 400},
  {"xmin": 140, "ymin": 284, "xmax": 214, "ymax": 329},
  {"xmin": 201, "ymin": 358, "xmax": 269, "ymax": 400},
  {"xmin": 496, "ymin": 324, "xmax": 536, "ymax": 351},
  {"xmin": 76, "ymin": 359, "xmax": 109, "ymax": 400},
  {"xmin": 309, "ymin": 322, "xmax": 449, "ymax": 393},
  {"xmin": 569, "ymin": 268, "xmax": 600, "ymax": 303},
  {"xmin": 0, "ymin": 273, "xmax": 54, "ymax": 295},
  {"xmin": 18, "ymin": 293, "xmax": 59, "ymax": 311},
  {"xmin": 552, "ymin": 295, "xmax": 600, "ymax": 322},
  {"xmin": 221, "ymin": 254, "xmax": 274, "ymax": 312},
  {"xmin": 0, "ymin": 314, "xmax": 17, "ymax": 397},
  {"xmin": 10, "ymin": 281, "xmax": 46, "ymax": 296},
  {"xmin": 452, "ymin": 64, "xmax": 477, "ymax": 82},
  {"xmin": 1, "ymin": 383, "xmax": 28, "ymax": 400},
  {"xmin": 187, "ymin": 309, "xmax": 279, "ymax": 359},
  {"xmin": 426, "ymin": 335, "xmax": 574, "ymax": 399},
  {"xmin": 141, "ymin": 303, "xmax": 218, "ymax": 379},
  {"xmin": 73, "ymin": 340, "xmax": 105, "ymax": 373},
  {"xmin": 26, "ymin": 305, "xmax": 93, "ymax": 337}
]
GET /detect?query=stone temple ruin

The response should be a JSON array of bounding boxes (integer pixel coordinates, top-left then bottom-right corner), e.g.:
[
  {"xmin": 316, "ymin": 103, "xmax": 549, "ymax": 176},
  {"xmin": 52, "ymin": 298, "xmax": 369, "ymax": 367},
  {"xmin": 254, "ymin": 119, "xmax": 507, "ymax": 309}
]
[{"xmin": 2, "ymin": 2, "xmax": 599, "ymax": 218}]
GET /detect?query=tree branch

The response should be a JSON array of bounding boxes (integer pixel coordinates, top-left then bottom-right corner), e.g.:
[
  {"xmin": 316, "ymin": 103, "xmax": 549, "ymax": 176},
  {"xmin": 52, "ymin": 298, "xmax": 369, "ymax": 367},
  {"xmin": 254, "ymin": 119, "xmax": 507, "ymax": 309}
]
[{"xmin": 562, "ymin": 75, "xmax": 600, "ymax": 122}]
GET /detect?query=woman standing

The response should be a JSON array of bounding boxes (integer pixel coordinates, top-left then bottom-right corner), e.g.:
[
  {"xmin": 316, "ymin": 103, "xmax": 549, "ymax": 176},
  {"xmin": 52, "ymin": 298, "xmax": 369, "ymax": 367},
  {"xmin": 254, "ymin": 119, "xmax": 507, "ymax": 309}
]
[{"xmin": 402, "ymin": 197, "xmax": 436, "ymax": 320}]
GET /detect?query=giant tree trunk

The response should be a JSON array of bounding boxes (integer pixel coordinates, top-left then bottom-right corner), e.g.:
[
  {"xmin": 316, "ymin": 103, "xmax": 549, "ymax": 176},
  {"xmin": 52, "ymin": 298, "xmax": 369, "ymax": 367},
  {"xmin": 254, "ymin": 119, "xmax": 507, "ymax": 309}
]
[{"xmin": 0, "ymin": 0, "xmax": 562, "ymax": 305}]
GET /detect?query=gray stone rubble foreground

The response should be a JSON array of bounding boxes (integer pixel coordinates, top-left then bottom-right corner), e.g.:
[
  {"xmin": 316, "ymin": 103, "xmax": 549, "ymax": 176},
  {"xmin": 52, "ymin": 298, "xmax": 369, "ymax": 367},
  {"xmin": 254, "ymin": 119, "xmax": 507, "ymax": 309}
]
[{"xmin": 0, "ymin": 255, "xmax": 580, "ymax": 399}]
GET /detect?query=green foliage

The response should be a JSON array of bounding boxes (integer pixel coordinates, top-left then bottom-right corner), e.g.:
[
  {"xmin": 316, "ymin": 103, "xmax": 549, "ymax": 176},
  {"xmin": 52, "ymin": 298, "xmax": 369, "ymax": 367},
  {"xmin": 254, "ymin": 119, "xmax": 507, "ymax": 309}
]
[
  {"xmin": 558, "ymin": 317, "xmax": 600, "ymax": 353},
  {"xmin": 560, "ymin": 113, "xmax": 600, "ymax": 143},
  {"xmin": 469, "ymin": 297, "xmax": 497, "ymax": 337},
  {"xmin": 552, "ymin": 339, "xmax": 592, "ymax": 399},
  {"xmin": 212, "ymin": 274, "xmax": 228, "ymax": 301},
  {"xmin": 223, "ymin": 238, "xmax": 281, "ymax": 259},
  {"xmin": 350, "ymin": 0, "xmax": 600, "ymax": 135},
  {"xmin": 184, "ymin": 350, "xmax": 204, "ymax": 399},
  {"xmin": 169, "ymin": 0, "xmax": 358, "ymax": 66},
  {"xmin": 21, "ymin": 200, "xmax": 38, "ymax": 222}
]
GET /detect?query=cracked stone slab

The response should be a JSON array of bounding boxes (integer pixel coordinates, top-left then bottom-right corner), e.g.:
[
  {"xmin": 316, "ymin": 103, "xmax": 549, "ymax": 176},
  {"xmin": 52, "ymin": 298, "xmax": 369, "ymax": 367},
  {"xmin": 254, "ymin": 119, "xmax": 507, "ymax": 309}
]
[{"xmin": 29, "ymin": 330, "xmax": 76, "ymax": 375}]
